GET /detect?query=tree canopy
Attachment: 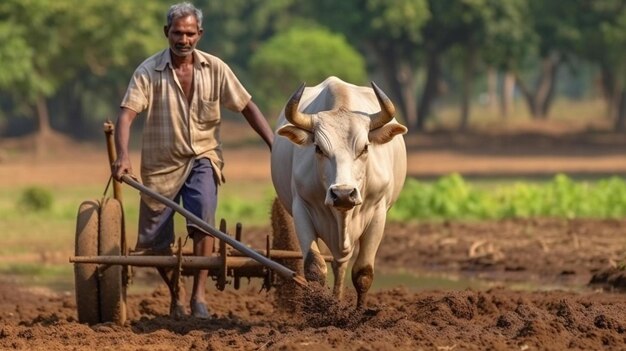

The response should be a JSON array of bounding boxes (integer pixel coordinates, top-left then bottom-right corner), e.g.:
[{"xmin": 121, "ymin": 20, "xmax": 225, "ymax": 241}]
[
  {"xmin": 249, "ymin": 26, "xmax": 367, "ymax": 115},
  {"xmin": 0, "ymin": 0, "xmax": 624, "ymax": 139}
]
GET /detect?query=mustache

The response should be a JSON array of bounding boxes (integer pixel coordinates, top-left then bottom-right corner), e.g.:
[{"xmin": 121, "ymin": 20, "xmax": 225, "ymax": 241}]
[{"xmin": 175, "ymin": 44, "xmax": 193, "ymax": 51}]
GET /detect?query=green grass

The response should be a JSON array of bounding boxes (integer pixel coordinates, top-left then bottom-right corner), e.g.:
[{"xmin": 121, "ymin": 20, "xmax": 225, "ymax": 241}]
[
  {"xmin": 0, "ymin": 262, "xmax": 75, "ymax": 292},
  {"xmin": 0, "ymin": 181, "xmax": 276, "ymax": 293},
  {"xmin": 0, "ymin": 182, "xmax": 275, "ymax": 256}
]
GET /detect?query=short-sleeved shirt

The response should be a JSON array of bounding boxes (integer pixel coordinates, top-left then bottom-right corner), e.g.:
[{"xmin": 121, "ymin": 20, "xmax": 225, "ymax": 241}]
[{"xmin": 120, "ymin": 48, "xmax": 251, "ymax": 210}]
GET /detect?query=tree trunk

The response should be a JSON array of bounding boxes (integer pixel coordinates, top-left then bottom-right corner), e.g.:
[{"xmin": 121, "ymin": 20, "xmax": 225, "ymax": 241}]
[
  {"xmin": 515, "ymin": 53, "xmax": 561, "ymax": 120},
  {"xmin": 459, "ymin": 45, "xmax": 477, "ymax": 131},
  {"xmin": 36, "ymin": 94, "xmax": 52, "ymax": 136},
  {"xmin": 35, "ymin": 94, "xmax": 52, "ymax": 157},
  {"xmin": 599, "ymin": 63, "xmax": 617, "ymax": 119},
  {"xmin": 615, "ymin": 89, "xmax": 626, "ymax": 132},
  {"xmin": 487, "ymin": 67, "xmax": 498, "ymax": 114},
  {"xmin": 416, "ymin": 50, "xmax": 441, "ymax": 131},
  {"xmin": 539, "ymin": 55, "xmax": 560, "ymax": 118},
  {"xmin": 501, "ymin": 71, "xmax": 515, "ymax": 119},
  {"xmin": 374, "ymin": 47, "xmax": 418, "ymax": 133},
  {"xmin": 397, "ymin": 62, "xmax": 418, "ymax": 133}
]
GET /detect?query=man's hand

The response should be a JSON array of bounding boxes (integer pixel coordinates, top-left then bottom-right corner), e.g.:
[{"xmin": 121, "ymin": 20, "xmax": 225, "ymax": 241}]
[
  {"xmin": 111, "ymin": 155, "xmax": 133, "ymax": 181},
  {"xmin": 112, "ymin": 107, "xmax": 139, "ymax": 181}
]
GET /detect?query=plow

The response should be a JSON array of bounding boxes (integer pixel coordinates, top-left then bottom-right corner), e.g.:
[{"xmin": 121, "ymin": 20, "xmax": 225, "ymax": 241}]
[{"xmin": 69, "ymin": 122, "xmax": 315, "ymax": 325}]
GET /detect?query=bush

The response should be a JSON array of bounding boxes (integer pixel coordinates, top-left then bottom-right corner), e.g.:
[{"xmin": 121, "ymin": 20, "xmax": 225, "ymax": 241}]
[
  {"xmin": 249, "ymin": 26, "xmax": 367, "ymax": 115},
  {"xmin": 389, "ymin": 174, "xmax": 626, "ymax": 221},
  {"xmin": 18, "ymin": 186, "xmax": 53, "ymax": 212}
]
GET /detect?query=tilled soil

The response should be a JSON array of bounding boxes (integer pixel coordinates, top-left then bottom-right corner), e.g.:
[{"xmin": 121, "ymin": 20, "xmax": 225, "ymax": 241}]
[
  {"xmin": 2, "ymin": 128, "xmax": 626, "ymax": 349},
  {"xmin": 2, "ymin": 219, "xmax": 626, "ymax": 351}
]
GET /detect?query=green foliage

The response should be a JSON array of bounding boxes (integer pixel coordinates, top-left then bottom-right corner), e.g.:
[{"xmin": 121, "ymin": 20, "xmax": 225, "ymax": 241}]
[
  {"xmin": 0, "ymin": 0, "xmax": 166, "ymax": 134},
  {"xmin": 389, "ymin": 174, "xmax": 626, "ymax": 221},
  {"xmin": 0, "ymin": 0, "xmax": 623, "ymax": 136},
  {"xmin": 249, "ymin": 26, "xmax": 367, "ymax": 114},
  {"xmin": 18, "ymin": 186, "xmax": 54, "ymax": 212}
]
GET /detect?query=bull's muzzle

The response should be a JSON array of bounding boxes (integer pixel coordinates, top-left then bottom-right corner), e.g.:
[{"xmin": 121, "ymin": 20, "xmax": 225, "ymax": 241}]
[{"xmin": 326, "ymin": 185, "xmax": 362, "ymax": 210}]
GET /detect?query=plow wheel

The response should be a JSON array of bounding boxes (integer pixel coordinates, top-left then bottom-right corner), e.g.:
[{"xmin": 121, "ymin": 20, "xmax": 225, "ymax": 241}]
[
  {"xmin": 98, "ymin": 198, "xmax": 127, "ymax": 325},
  {"xmin": 74, "ymin": 199, "xmax": 101, "ymax": 325},
  {"xmin": 74, "ymin": 198, "xmax": 128, "ymax": 325}
]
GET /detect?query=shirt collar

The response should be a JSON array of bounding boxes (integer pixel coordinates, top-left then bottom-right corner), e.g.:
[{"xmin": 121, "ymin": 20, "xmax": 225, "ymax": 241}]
[{"xmin": 154, "ymin": 49, "xmax": 210, "ymax": 71}]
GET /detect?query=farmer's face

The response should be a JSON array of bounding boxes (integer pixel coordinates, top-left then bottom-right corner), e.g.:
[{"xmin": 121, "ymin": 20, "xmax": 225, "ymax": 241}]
[{"xmin": 164, "ymin": 15, "xmax": 203, "ymax": 57}]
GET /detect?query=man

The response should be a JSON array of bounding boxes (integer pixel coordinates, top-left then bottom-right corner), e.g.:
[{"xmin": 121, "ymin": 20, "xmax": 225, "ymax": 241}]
[{"xmin": 112, "ymin": 2, "xmax": 273, "ymax": 319}]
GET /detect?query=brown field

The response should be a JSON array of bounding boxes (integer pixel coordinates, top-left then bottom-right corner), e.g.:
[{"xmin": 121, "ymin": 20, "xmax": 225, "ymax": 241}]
[{"xmin": 1, "ymin": 120, "xmax": 626, "ymax": 350}]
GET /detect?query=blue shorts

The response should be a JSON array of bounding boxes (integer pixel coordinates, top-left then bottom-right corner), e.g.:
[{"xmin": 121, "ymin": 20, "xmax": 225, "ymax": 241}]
[{"xmin": 136, "ymin": 158, "xmax": 218, "ymax": 251}]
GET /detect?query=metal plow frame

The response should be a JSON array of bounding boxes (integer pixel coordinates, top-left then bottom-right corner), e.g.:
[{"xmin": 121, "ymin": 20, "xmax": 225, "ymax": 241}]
[{"xmin": 70, "ymin": 121, "xmax": 325, "ymax": 325}]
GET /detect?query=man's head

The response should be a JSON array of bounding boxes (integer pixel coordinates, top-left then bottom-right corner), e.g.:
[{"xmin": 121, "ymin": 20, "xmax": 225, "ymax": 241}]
[{"xmin": 164, "ymin": 2, "xmax": 203, "ymax": 57}]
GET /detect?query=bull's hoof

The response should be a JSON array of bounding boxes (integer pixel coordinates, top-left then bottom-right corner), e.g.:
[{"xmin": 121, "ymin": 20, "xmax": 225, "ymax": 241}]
[
  {"xmin": 169, "ymin": 302, "xmax": 187, "ymax": 319},
  {"xmin": 191, "ymin": 300, "xmax": 210, "ymax": 319}
]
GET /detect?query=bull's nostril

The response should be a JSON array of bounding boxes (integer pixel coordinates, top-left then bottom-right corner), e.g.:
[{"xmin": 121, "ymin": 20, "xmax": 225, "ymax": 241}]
[
  {"xmin": 350, "ymin": 189, "xmax": 358, "ymax": 199},
  {"xmin": 330, "ymin": 190, "xmax": 338, "ymax": 202}
]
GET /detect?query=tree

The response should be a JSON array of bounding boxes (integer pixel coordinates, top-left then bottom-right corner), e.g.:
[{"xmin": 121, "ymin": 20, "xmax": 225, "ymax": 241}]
[
  {"xmin": 197, "ymin": 0, "xmax": 299, "ymax": 73},
  {"xmin": 0, "ymin": 0, "xmax": 164, "ymax": 142},
  {"xmin": 576, "ymin": 0, "xmax": 626, "ymax": 130},
  {"xmin": 0, "ymin": 0, "xmax": 68, "ymax": 138},
  {"xmin": 301, "ymin": 0, "xmax": 430, "ymax": 132},
  {"xmin": 513, "ymin": 0, "xmax": 584, "ymax": 120},
  {"xmin": 459, "ymin": 0, "xmax": 531, "ymax": 129},
  {"xmin": 249, "ymin": 27, "xmax": 367, "ymax": 115}
]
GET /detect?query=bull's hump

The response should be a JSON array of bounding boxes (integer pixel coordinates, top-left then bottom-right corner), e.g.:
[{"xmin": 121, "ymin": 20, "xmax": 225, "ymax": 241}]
[{"xmin": 300, "ymin": 76, "xmax": 377, "ymax": 115}]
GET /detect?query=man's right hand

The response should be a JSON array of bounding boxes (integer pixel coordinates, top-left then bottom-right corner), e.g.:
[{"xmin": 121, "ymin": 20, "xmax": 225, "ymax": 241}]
[
  {"xmin": 112, "ymin": 107, "xmax": 139, "ymax": 182},
  {"xmin": 111, "ymin": 155, "xmax": 132, "ymax": 181}
]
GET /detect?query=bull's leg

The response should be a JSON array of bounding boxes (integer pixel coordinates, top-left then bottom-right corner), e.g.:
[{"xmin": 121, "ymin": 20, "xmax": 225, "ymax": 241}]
[
  {"xmin": 293, "ymin": 198, "xmax": 327, "ymax": 285},
  {"xmin": 304, "ymin": 248, "xmax": 327, "ymax": 285},
  {"xmin": 351, "ymin": 265, "xmax": 373, "ymax": 309},
  {"xmin": 332, "ymin": 259, "xmax": 349, "ymax": 300},
  {"xmin": 352, "ymin": 211, "xmax": 386, "ymax": 309}
]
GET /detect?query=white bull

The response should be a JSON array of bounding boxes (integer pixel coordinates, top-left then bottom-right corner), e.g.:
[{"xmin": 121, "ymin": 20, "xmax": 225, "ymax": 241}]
[{"xmin": 271, "ymin": 76, "xmax": 407, "ymax": 308}]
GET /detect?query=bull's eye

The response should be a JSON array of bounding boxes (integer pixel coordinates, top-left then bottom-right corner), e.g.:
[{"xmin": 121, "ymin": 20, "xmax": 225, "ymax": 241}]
[
  {"xmin": 358, "ymin": 145, "xmax": 369, "ymax": 158},
  {"xmin": 315, "ymin": 145, "xmax": 324, "ymax": 156}
]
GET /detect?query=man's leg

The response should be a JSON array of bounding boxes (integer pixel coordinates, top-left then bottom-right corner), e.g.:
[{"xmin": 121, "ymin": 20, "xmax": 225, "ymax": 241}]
[
  {"xmin": 136, "ymin": 199, "xmax": 186, "ymax": 318},
  {"xmin": 181, "ymin": 158, "xmax": 218, "ymax": 318},
  {"xmin": 189, "ymin": 228, "xmax": 214, "ymax": 318}
]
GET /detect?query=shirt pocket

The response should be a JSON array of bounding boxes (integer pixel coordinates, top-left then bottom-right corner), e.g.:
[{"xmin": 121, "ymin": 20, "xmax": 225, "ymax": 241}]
[{"xmin": 198, "ymin": 98, "xmax": 220, "ymax": 125}]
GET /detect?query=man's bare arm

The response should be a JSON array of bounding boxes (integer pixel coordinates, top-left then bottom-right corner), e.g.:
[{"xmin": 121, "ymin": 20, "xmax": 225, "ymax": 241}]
[
  {"xmin": 112, "ymin": 107, "xmax": 138, "ymax": 180},
  {"xmin": 241, "ymin": 100, "xmax": 274, "ymax": 151}
]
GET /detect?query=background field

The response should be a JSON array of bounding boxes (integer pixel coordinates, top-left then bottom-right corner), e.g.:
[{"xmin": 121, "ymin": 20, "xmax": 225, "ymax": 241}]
[{"xmin": 2, "ymin": 110, "xmax": 626, "ymax": 350}]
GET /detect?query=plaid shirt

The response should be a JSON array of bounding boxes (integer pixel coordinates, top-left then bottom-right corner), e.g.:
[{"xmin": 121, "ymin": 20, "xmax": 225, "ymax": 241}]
[{"xmin": 121, "ymin": 49, "xmax": 251, "ymax": 210}]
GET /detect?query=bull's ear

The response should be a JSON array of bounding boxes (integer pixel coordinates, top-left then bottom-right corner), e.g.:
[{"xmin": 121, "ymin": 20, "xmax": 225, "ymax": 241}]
[
  {"xmin": 369, "ymin": 123, "xmax": 407, "ymax": 144},
  {"xmin": 277, "ymin": 125, "xmax": 313, "ymax": 146}
]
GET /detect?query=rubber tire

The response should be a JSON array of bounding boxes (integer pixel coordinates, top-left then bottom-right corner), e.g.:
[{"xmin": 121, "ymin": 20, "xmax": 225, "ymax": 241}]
[
  {"xmin": 74, "ymin": 199, "xmax": 101, "ymax": 325},
  {"xmin": 98, "ymin": 198, "xmax": 127, "ymax": 325}
]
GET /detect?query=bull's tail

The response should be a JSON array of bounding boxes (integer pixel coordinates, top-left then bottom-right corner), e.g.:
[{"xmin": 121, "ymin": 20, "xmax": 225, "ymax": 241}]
[
  {"xmin": 271, "ymin": 197, "xmax": 303, "ymax": 310},
  {"xmin": 271, "ymin": 197, "xmax": 299, "ymax": 251}
]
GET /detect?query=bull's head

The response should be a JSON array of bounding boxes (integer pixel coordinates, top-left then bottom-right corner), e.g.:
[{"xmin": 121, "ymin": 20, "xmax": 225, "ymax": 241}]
[{"xmin": 277, "ymin": 82, "xmax": 407, "ymax": 211}]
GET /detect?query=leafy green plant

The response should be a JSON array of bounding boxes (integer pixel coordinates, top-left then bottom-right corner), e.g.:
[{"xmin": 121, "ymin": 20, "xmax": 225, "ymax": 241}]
[
  {"xmin": 390, "ymin": 174, "xmax": 626, "ymax": 221},
  {"xmin": 18, "ymin": 186, "xmax": 53, "ymax": 212}
]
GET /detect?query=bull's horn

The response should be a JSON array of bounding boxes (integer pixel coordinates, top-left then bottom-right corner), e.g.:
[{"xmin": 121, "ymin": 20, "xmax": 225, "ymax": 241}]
[
  {"xmin": 285, "ymin": 82, "xmax": 313, "ymax": 131},
  {"xmin": 370, "ymin": 81, "xmax": 396, "ymax": 130}
]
